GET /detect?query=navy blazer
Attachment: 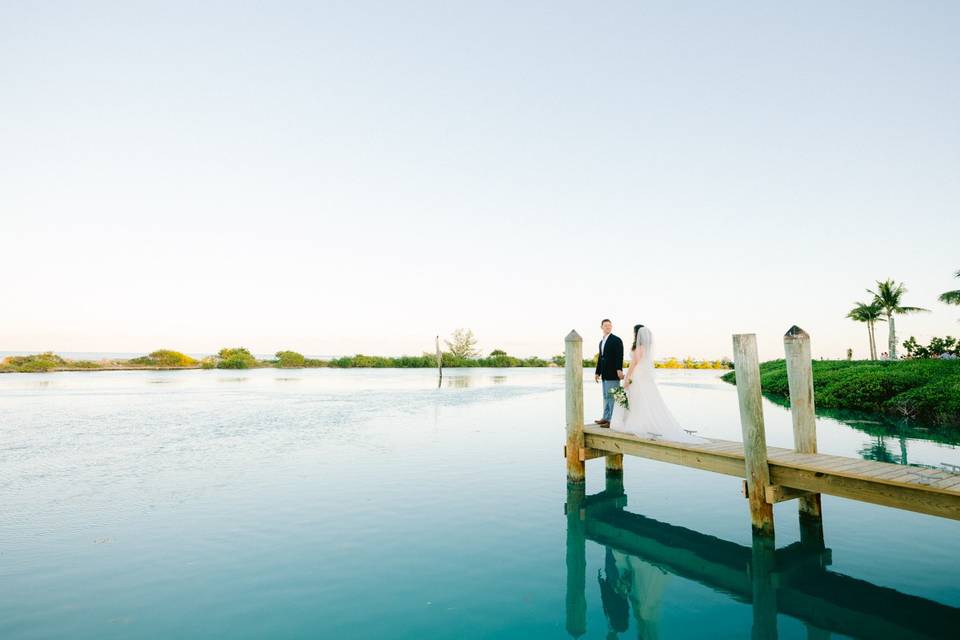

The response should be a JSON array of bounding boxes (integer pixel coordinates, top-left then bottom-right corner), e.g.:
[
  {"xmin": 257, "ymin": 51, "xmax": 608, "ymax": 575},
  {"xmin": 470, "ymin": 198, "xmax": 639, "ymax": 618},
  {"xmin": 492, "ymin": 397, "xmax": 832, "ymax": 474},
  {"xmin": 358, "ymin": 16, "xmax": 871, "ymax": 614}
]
[{"xmin": 595, "ymin": 334, "xmax": 624, "ymax": 381}]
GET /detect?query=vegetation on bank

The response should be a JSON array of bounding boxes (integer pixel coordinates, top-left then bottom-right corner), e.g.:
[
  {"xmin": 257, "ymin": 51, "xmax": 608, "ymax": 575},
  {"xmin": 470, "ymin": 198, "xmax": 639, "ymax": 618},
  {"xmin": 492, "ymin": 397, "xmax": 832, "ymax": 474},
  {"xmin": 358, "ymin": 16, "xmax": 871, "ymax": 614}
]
[
  {"xmin": 128, "ymin": 350, "xmax": 198, "ymax": 367},
  {"xmin": 0, "ymin": 352, "xmax": 70, "ymax": 372},
  {"xmin": 1, "ymin": 348, "xmax": 732, "ymax": 373},
  {"xmin": 721, "ymin": 359, "xmax": 960, "ymax": 426},
  {"xmin": 902, "ymin": 335, "xmax": 960, "ymax": 359},
  {"xmin": 655, "ymin": 357, "xmax": 732, "ymax": 370}
]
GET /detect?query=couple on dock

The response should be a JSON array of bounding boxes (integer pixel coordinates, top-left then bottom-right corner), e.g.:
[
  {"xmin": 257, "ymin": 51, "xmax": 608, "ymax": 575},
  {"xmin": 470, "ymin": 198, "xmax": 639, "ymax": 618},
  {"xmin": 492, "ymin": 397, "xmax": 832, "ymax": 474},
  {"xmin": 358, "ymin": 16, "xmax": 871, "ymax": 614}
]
[{"xmin": 594, "ymin": 319, "xmax": 703, "ymax": 443}]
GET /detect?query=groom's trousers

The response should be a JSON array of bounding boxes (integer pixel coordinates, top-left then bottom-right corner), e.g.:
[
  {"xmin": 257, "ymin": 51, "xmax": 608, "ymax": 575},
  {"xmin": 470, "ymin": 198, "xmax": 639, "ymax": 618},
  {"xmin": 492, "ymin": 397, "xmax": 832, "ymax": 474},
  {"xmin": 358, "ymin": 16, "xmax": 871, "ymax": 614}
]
[{"xmin": 601, "ymin": 379, "xmax": 619, "ymax": 422}]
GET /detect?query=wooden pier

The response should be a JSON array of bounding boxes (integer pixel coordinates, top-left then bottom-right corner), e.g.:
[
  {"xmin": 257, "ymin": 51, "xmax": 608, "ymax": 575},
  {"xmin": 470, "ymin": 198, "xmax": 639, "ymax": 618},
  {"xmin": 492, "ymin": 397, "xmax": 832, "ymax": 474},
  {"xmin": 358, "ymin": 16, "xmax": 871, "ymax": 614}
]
[
  {"xmin": 565, "ymin": 477, "xmax": 960, "ymax": 639},
  {"xmin": 563, "ymin": 327, "xmax": 960, "ymax": 535}
]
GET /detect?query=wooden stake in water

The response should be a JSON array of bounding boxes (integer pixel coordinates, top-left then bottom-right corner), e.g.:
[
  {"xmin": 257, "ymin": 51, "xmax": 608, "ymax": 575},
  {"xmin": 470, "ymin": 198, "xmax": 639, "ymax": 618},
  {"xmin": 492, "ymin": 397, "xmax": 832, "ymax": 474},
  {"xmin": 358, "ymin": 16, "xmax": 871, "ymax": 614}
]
[
  {"xmin": 435, "ymin": 335, "xmax": 443, "ymax": 389},
  {"xmin": 565, "ymin": 330, "xmax": 585, "ymax": 484},
  {"xmin": 784, "ymin": 326, "xmax": 824, "ymax": 528},
  {"xmin": 732, "ymin": 333, "xmax": 775, "ymax": 537}
]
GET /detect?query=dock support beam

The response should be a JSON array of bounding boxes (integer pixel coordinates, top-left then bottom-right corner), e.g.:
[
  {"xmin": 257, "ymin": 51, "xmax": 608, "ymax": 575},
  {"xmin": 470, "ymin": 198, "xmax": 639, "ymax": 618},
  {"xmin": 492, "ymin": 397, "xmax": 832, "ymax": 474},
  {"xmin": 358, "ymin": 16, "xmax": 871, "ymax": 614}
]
[
  {"xmin": 784, "ymin": 326, "xmax": 824, "ymax": 545},
  {"xmin": 565, "ymin": 330, "xmax": 585, "ymax": 484},
  {"xmin": 733, "ymin": 334, "xmax": 775, "ymax": 537},
  {"xmin": 605, "ymin": 451, "xmax": 623, "ymax": 478}
]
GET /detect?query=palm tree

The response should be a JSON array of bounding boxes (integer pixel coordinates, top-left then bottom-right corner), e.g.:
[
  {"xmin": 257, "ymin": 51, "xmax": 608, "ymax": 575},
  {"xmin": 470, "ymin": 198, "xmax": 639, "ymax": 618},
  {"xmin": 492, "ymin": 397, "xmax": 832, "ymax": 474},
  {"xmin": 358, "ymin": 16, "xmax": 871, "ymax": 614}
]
[
  {"xmin": 846, "ymin": 301, "xmax": 885, "ymax": 360},
  {"xmin": 940, "ymin": 270, "xmax": 960, "ymax": 306},
  {"xmin": 867, "ymin": 279, "xmax": 929, "ymax": 359}
]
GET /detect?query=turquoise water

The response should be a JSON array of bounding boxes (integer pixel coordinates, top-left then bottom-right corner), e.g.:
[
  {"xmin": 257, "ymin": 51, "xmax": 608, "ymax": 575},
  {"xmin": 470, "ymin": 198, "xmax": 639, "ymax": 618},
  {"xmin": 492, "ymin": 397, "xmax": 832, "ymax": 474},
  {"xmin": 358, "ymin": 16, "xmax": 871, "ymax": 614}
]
[{"xmin": 1, "ymin": 368, "xmax": 958, "ymax": 638}]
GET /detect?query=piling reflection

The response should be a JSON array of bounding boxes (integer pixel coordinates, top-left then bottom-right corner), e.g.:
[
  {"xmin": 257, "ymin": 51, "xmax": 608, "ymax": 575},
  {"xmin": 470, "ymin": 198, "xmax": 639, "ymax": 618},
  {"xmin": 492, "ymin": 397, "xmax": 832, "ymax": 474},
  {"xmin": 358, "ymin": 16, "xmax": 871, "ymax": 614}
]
[
  {"xmin": 565, "ymin": 478, "xmax": 960, "ymax": 639},
  {"xmin": 444, "ymin": 375, "xmax": 471, "ymax": 388}
]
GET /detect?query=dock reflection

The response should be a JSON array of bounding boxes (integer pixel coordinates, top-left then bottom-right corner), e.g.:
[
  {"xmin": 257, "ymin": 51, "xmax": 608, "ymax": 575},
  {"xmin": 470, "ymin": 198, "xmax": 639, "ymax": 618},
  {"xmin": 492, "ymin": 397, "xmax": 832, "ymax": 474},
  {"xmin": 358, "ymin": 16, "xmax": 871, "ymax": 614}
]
[{"xmin": 565, "ymin": 477, "xmax": 960, "ymax": 639}]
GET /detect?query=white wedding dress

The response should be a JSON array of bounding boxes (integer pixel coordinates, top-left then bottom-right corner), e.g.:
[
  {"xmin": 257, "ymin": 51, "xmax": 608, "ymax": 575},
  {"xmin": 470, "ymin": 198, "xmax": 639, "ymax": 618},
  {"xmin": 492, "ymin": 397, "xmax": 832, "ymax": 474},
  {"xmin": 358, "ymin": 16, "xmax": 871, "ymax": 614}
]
[
  {"xmin": 610, "ymin": 327, "xmax": 705, "ymax": 443},
  {"xmin": 612, "ymin": 550, "xmax": 669, "ymax": 640}
]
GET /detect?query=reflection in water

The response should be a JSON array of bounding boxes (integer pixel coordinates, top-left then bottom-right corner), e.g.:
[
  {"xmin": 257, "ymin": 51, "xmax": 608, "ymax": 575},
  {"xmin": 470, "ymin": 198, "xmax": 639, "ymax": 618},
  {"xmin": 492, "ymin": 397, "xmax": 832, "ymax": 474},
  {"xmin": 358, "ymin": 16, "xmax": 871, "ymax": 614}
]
[
  {"xmin": 566, "ymin": 478, "xmax": 960, "ymax": 639},
  {"xmin": 445, "ymin": 376, "xmax": 471, "ymax": 388},
  {"xmin": 600, "ymin": 550, "xmax": 668, "ymax": 639},
  {"xmin": 859, "ymin": 435, "xmax": 899, "ymax": 464},
  {"xmin": 491, "ymin": 375, "xmax": 507, "ymax": 385},
  {"xmin": 763, "ymin": 393, "xmax": 960, "ymax": 471}
]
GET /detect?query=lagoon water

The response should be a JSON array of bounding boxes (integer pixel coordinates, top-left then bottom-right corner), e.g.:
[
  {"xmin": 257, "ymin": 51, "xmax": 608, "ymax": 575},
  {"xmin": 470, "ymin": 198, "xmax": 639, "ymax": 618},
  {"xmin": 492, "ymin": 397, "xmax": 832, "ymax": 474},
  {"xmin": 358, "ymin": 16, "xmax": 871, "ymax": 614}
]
[{"xmin": 1, "ymin": 368, "xmax": 958, "ymax": 639}]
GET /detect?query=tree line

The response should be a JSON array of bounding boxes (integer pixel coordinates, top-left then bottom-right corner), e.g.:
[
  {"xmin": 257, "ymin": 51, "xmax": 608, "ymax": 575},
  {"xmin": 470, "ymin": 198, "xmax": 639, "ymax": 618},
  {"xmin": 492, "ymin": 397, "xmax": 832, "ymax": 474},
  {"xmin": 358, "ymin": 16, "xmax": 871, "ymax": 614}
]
[{"xmin": 847, "ymin": 270, "xmax": 960, "ymax": 360}]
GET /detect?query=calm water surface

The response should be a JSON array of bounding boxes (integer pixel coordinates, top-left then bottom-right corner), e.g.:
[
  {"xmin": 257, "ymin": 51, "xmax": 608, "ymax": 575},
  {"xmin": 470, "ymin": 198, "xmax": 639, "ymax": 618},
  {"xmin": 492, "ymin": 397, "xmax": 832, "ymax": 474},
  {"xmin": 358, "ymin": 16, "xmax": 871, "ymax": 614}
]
[{"xmin": 1, "ymin": 368, "xmax": 958, "ymax": 638}]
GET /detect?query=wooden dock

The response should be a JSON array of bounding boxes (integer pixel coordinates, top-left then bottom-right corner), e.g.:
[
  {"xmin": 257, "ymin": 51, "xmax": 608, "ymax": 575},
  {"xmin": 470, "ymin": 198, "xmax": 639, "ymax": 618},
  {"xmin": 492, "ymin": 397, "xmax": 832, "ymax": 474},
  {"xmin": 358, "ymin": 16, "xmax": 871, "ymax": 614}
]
[
  {"xmin": 563, "ymin": 326, "xmax": 960, "ymax": 534},
  {"xmin": 565, "ymin": 477, "xmax": 960, "ymax": 639},
  {"xmin": 581, "ymin": 426, "xmax": 960, "ymax": 520}
]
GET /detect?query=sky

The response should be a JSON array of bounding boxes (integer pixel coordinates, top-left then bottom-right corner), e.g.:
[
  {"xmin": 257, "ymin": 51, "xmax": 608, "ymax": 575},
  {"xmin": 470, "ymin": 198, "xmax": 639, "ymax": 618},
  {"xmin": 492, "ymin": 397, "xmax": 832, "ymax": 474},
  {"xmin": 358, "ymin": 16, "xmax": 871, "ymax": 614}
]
[{"xmin": 2, "ymin": 1, "xmax": 958, "ymax": 361}]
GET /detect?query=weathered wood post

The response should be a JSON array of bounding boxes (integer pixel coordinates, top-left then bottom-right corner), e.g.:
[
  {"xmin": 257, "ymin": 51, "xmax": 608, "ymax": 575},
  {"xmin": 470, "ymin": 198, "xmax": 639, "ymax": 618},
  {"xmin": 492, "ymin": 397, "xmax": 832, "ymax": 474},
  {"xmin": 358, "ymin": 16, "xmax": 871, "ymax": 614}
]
[
  {"xmin": 784, "ymin": 326, "xmax": 824, "ymax": 541},
  {"xmin": 565, "ymin": 330, "xmax": 585, "ymax": 484},
  {"xmin": 565, "ymin": 483, "xmax": 587, "ymax": 638},
  {"xmin": 605, "ymin": 446, "xmax": 624, "ymax": 477},
  {"xmin": 733, "ymin": 333, "xmax": 775, "ymax": 536}
]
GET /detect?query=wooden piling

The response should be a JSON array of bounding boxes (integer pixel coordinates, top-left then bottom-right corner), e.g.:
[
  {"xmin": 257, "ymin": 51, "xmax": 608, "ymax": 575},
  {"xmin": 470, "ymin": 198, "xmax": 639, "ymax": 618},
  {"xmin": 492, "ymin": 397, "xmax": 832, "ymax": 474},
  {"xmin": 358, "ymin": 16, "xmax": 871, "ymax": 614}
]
[
  {"xmin": 565, "ymin": 330, "xmax": 585, "ymax": 484},
  {"xmin": 733, "ymin": 334, "xmax": 775, "ymax": 536},
  {"xmin": 605, "ymin": 452, "xmax": 624, "ymax": 477},
  {"xmin": 784, "ymin": 326, "xmax": 823, "ymax": 526},
  {"xmin": 435, "ymin": 335, "xmax": 443, "ymax": 388}
]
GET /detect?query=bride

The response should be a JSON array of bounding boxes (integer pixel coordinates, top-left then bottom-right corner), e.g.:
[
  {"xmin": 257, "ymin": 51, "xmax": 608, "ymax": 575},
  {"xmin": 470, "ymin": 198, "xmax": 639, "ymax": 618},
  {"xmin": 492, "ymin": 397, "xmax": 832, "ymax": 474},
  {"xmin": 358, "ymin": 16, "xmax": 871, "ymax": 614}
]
[{"xmin": 610, "ymin": 324, "xmax": 705, "ymax": 443}]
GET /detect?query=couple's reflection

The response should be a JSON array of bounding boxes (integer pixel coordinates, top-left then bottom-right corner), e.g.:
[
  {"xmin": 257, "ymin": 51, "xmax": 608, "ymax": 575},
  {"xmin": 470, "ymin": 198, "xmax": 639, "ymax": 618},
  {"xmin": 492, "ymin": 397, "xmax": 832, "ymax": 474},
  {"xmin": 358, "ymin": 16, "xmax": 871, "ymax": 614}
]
[
  {"xmin": 598, "ymin": 547, "xmax": 667, "ymax": 640},
  {"xmin": 566, "ymin": 476, "xmax": 960, "ymax": 640}
]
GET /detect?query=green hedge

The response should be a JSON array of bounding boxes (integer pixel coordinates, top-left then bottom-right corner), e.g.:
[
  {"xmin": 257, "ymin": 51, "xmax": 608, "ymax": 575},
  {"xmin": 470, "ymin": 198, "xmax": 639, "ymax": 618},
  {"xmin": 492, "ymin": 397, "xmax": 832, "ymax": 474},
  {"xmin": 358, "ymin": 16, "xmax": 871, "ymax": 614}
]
[{"xmin": 721, "ymin": 359, "xmax": 960, "ymax": 425}]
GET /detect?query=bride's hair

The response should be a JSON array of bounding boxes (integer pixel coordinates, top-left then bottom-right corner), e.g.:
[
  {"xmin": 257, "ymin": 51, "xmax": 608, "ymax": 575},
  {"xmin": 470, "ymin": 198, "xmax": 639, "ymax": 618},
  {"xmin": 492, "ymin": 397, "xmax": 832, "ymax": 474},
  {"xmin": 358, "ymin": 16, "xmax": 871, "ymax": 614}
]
[{"xmin": 631, "ymin": 324, "xmax": 645, "ymax": 351}]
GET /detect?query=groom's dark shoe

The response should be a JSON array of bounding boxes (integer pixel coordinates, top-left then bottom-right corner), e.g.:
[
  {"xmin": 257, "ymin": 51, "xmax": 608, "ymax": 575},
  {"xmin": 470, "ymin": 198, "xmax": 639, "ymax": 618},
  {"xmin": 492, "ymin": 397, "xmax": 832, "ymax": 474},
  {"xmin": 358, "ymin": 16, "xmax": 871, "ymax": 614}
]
[{"xmin": 594, "ymin": 419, "xmax": 610, "ymax": 426}]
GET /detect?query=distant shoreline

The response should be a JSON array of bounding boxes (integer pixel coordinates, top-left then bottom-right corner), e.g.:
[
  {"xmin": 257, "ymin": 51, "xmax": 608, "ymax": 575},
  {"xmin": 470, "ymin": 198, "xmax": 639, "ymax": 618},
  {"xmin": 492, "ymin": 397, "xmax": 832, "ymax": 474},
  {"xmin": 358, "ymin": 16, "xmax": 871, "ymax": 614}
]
[{"xmin": 1, "ymin": 349, "xmax": 733, "ymax": 374}]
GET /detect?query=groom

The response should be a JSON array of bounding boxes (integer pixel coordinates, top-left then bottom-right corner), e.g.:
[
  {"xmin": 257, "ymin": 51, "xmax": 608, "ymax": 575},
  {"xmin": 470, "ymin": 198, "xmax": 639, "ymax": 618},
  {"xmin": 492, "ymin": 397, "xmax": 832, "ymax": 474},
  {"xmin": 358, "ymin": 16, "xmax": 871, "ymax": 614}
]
[{"xmin": 594, "ymin": 318, "xmax": 624, "ymax": 426}]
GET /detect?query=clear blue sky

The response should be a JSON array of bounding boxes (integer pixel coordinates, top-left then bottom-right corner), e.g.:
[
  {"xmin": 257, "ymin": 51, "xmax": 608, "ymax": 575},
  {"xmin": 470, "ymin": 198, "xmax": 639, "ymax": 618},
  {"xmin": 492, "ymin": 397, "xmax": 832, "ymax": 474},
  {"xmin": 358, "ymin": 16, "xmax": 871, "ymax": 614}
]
[{"xmin": 2, "ymin": 1, "xmax": 958, "ymax": 360}]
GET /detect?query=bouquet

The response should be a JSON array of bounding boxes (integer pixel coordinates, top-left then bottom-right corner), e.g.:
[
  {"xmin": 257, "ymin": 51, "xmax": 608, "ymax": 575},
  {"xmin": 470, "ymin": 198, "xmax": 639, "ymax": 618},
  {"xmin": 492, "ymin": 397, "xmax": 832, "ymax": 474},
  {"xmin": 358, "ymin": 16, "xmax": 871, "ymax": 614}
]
[{"xmin": 609, "ymin": 385, "xmax": 629, "ymax": 410}]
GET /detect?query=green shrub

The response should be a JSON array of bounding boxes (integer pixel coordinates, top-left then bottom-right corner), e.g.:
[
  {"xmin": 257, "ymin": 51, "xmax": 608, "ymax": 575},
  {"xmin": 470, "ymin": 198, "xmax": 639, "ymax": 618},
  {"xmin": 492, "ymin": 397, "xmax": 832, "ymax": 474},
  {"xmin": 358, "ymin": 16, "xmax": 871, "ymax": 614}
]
[
  {"xmin": 217, "ymin": 347, "xmax": 257, "ymax": 369},
  {"xmin": 128, "ymin": 349, "xmax": 197, "ymax": 367},
  {"xmin": 903, "ymin": 335, "xmax": 960, "ymax": 358},
  {"xmin": 276, "ymin": 350, "xmax": 306, "ymax": 368},
  {"xmin": 69, "ymin": 360, "xmax": 103, "ymax": 369},
  {"xmin": 887, "ymin": 375, "xmax": 960, "ymax": 423},
  {"xmin": 1, "ymin": 352, "xmax": 66, "ymax": 372}
]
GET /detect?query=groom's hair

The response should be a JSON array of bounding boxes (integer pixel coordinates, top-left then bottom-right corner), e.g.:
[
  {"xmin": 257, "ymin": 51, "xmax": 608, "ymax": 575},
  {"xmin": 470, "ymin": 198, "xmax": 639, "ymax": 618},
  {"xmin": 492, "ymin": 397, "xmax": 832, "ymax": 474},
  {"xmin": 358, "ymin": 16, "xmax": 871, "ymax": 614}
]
[{"xmin": 600, "ymin": 318, "xmax": 611, "ymax": 325}]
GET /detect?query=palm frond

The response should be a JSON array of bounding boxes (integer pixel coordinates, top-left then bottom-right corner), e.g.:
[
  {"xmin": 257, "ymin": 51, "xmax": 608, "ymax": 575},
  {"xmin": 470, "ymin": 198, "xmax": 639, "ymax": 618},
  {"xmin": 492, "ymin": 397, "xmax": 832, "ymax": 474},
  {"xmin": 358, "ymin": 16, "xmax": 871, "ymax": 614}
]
[
  {"xmin": 941, "ymin": 290, "xmax": 960, "ymax": 305},
  {"xmin": 848, "ymin": 300, "xmax": 885, "ymax": 322}
]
